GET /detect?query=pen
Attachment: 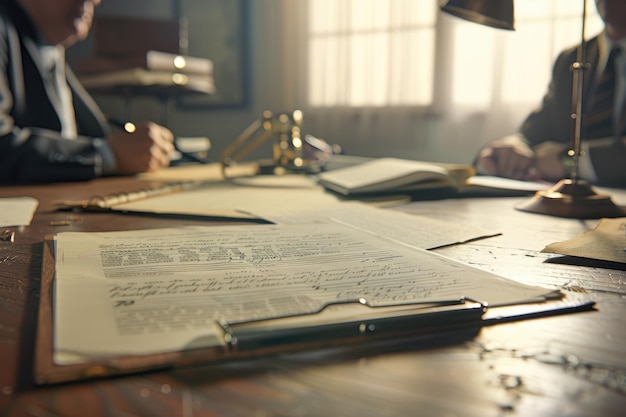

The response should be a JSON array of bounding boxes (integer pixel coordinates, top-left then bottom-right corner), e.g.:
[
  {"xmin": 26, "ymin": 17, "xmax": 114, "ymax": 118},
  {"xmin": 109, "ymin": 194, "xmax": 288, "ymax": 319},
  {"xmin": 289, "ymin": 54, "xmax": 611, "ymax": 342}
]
[
  {"xmin": 105, "ymin": 115, "xmax": 208, "ymax": 164},
  {"xmin": 220, "ymin": 300, "xmax": 597, "ymax": 353},
  {"xmin": 482, "ymin": 300, "xmax": 596, "ymax": 326},
  {"xmin": 222, "ymin": 302, "xmax": 486, "ymax": 352}
]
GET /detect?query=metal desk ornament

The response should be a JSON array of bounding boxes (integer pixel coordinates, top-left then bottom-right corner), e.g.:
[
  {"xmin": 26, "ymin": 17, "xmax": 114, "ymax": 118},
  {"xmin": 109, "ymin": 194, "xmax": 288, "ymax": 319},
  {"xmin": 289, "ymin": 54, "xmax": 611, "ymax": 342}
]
[{"xmin": 220, "ymin": 110, "xmax": 333, "ymax": 177}]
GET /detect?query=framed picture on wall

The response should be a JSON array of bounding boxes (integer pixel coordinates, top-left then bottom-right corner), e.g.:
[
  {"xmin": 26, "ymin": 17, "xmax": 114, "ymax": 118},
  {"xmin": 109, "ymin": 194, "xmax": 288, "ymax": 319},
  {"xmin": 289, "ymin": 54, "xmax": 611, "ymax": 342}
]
[{"xmin": 175, "ymin": 0, "xmax": 249, "ymax": 109}]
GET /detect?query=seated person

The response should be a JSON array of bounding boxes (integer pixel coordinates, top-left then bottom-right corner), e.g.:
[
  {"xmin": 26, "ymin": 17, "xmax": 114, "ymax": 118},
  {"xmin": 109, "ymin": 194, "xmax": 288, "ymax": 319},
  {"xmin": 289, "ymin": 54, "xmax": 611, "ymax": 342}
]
[
  {"xmin": 475, "ymin": 0, "xmax": 626, "ymax": 187},
  {"xmin": 0, "ymin": 0, "xmax": 174, "ymax": 184}
]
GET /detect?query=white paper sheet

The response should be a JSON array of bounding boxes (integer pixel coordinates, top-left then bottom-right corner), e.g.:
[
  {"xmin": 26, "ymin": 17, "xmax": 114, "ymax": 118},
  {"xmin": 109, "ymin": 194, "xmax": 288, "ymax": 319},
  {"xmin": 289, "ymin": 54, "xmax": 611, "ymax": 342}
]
[
  {"xmin": 54, "ymin": 223, "xmax": 558, "ymax": 363},
  {"xmin": 111, "ymin": 176, "xmax": 343, "ymax": 219},
  {"xmin": 264, "ymin": 202, "xmax": 500, "ymax": 250},
  {"xmin": 0, "ymin": 197, "xmax": 38, "ymax": 227}
]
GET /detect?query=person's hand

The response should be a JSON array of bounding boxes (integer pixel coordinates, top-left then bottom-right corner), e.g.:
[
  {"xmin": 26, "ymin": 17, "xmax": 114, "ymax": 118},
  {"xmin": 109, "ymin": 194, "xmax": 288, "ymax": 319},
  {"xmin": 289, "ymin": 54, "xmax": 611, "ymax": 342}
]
[
  {"xmin": 107, "ymin": 122, "xmax": 175, "ymax": 174},
  {"xmin": 475, "ymin": 135, "xmax": 535, "ymax": 180},
  {"xmin": 532, "ymin": 141, "xmax": 569, "ymax": 181}
]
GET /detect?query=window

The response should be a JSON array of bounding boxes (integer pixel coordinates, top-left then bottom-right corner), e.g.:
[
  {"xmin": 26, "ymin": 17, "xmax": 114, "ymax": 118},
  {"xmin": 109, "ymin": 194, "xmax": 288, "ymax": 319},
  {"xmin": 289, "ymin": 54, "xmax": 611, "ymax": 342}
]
[
  {"xmin": 306, "ymin": 0, "xmax": 603, "ymax": 109},
  {"xmin": 308, "ymin": 0, "xmax": 437, "ymax": 106}
]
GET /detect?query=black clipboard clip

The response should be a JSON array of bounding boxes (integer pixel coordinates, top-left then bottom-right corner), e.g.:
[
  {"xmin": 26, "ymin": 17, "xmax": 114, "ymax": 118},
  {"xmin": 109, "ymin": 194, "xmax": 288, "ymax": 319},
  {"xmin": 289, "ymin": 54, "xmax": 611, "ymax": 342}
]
[
  {"xmin": 217, "ymin": 297, "xmax": 596, "ymax": 353},
  {"xmin": 218, "ymin": 297, "xmax": 486, "ymax": 352}
]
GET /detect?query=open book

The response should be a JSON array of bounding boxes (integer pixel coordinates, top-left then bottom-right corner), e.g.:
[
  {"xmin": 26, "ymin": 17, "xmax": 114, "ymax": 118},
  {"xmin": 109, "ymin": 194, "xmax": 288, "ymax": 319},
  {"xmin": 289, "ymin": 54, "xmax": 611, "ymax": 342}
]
[
  {"xmin": 76, "ymin": 50, "xmax": 214, "ymax": 75},
  {"xmin": 78, "ymin": 68, "xmax": 215, "ymax": 95},
  {"xmin": 316, "ymin": 157, "xmax": 550, "ymax": 196}
]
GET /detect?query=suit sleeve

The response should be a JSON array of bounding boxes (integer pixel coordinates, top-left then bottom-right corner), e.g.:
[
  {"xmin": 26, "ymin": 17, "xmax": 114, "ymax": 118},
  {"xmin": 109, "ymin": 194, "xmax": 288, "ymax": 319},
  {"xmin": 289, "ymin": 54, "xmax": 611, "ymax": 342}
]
[
  {"xmin": 587, "ymin": 140, "xmax": 626, "ymax": 186},
  {"xmin": 519, "ymin": 49, "xmax": 575, "ymax": 148},
  {"xmin": 0, "ymin": 17, "xmax": 106, "ymax": 184},
  {"xmin": 519, "ymin": 42, "xmax": 626, "ymax": 186}
]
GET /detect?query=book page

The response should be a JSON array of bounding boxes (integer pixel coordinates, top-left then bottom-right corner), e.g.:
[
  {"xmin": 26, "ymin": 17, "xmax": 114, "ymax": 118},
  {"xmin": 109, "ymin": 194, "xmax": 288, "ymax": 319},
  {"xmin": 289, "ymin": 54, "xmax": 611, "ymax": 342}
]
[
  {"xmin": 317, "ymin": 158, "xmax": 470, "ymax": 194},
  {"xmin": 462, "ymin": 175, "xmax": 552, "ymax": 195},
  {"xmin": 54, "ymin": 223, "xmax": 558, "ymax": 363}
]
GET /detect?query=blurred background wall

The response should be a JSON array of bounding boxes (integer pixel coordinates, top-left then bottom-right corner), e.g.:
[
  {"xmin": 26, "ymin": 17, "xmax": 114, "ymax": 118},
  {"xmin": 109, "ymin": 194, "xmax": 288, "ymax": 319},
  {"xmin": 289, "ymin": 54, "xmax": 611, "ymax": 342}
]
[{"xmin": 67, "ymin": 0, "xmax": 602, "ymax": 164}]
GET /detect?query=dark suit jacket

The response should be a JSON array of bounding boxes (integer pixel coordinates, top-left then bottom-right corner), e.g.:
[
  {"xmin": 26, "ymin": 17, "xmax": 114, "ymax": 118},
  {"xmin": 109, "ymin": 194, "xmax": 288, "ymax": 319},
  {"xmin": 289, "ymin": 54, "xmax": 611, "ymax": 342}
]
[
  {"xmin": 0, "ymin": 0, "xmax": 110, "ymax": 183},
  {"xmin": 520, "ymin": 34, "xmax": 626, "ymax": 186}
]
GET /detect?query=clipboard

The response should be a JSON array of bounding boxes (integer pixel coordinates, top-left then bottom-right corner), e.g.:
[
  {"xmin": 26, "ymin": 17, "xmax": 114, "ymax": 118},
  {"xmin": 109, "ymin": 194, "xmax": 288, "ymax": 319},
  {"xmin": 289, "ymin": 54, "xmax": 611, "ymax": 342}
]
[
  {"xmin": 34, "ymin": 238, "xmax": 486, "ymax": 384},
  {"xmin": 34, "ymin": 238, "xmax": 596, "ymax": 385}
]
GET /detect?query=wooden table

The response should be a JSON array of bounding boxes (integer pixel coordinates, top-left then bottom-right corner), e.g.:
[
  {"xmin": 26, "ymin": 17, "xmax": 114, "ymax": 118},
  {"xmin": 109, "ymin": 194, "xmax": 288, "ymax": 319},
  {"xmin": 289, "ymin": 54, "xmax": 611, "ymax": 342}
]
[{"xmin": 1, "ymin": 177, "xmax": 625, "ymax": 417}]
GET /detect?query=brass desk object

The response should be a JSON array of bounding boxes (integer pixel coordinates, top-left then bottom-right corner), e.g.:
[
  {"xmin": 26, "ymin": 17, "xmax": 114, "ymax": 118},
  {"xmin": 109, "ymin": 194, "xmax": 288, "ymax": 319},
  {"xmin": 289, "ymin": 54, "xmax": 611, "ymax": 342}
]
[{"xmin": 220, "ymin": 110, "xmax": 322, "ymax": 176}]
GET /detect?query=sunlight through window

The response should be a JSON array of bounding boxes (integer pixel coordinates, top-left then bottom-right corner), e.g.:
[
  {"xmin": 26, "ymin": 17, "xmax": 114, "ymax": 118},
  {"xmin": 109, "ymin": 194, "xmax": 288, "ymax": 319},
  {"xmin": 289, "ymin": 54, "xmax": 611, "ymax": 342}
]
[
  {"xmin": 307, "ymin": 0, "xmax": 602, "ymax": 109},
  {"xmin": 308, "ymin": 0, "xmax": 436, "ymax": 107}
]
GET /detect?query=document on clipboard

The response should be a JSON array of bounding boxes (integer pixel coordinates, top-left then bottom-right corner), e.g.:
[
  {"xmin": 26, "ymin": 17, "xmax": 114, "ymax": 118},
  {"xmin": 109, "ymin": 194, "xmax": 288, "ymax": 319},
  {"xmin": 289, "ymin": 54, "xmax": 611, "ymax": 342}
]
[{"xmin": 36, "ymin": 222, "xmax": 585, "ymax": 384}]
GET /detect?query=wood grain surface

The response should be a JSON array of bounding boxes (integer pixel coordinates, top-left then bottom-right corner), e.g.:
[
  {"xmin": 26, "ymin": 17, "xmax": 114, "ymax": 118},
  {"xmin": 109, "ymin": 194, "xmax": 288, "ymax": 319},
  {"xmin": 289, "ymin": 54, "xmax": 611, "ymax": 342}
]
[{"xmin": 1, "ymin": 178, "xmax": 624, "ymax": 417}]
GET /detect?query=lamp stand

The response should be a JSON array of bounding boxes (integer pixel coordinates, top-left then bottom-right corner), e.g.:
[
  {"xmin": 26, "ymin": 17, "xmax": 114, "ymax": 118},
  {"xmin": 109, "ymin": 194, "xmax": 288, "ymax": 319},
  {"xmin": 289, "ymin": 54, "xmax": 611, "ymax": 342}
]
[
  {"xmin": 515, "ymin": 179, "xmax": 624, "ymax": 219},
  {"xmin": 515, "ymin": 0, "xmax": 625, "ymax": 218}
]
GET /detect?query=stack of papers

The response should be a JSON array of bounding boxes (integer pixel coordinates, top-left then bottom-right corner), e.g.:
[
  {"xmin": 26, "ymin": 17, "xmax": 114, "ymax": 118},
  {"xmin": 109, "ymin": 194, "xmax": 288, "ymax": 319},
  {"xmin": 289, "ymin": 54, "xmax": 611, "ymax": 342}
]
[{"xmin": 53, "ymin": 222, "xmax": 560, "ymax": 363}]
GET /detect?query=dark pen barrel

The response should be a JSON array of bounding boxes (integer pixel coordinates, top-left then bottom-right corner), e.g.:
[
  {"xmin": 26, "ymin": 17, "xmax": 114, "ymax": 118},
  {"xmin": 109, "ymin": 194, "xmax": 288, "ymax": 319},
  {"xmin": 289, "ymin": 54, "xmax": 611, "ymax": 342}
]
[{"xmin": 225, "ymin": 304, "xmax": 485, "ymax": 352}]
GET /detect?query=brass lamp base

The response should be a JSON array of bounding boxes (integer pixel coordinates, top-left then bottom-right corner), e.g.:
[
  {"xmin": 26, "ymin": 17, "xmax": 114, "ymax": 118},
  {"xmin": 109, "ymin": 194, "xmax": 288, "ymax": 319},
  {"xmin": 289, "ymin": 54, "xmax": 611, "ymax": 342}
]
[
  {"xmin": 255, "ymin": 158, "xmax": 322, "ymax": 176},
  {"xmin": 515, "ymin": 178, "xmax": 626, "ymax": 219}
]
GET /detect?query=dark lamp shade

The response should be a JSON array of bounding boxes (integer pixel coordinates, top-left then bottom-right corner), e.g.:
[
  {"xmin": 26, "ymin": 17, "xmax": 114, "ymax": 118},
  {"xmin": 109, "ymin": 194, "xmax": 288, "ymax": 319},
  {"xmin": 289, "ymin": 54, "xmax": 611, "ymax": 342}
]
[{"xmin": 440, "ymin": 0, "xmax": 515, "ymax": 30}]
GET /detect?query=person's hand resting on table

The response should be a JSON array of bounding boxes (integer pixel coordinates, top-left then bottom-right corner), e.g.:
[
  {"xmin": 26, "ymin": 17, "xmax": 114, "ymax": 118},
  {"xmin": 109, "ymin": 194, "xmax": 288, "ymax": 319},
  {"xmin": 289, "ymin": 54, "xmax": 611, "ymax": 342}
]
[{"xmin": 476, "ymin": 135, "xmax": 570, "ymax": 182}]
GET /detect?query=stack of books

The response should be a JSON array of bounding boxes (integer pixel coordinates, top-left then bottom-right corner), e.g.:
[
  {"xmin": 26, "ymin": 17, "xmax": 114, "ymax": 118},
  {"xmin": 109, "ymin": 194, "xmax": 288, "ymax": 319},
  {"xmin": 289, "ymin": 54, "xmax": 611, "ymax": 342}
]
[{"xmin": 74, "ymin": 17, "xmax": 215, "ymax": 95}]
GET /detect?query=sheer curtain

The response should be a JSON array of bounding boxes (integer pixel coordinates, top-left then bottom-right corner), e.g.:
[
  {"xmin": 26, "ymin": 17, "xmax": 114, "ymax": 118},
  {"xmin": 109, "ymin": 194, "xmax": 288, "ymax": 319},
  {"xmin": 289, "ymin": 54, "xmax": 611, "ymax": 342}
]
[{"xmin": 266, "ymin": 0, "xmax": 603, "ymax": 164}]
